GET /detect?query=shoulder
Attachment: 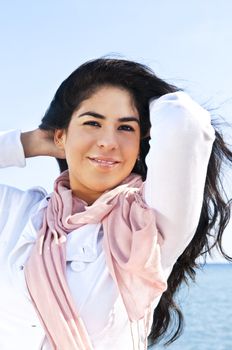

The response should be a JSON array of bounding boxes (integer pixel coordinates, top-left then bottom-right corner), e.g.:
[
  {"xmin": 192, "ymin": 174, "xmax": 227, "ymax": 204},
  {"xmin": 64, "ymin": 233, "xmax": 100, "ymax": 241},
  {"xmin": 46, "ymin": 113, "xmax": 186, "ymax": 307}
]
[
  {"xmin": 0, "ymin": 183, "xmax": 47, "ymax": 214},
  {"xmin": 0, "ymin": 184, "xmax": 47, "ymax": 243}
]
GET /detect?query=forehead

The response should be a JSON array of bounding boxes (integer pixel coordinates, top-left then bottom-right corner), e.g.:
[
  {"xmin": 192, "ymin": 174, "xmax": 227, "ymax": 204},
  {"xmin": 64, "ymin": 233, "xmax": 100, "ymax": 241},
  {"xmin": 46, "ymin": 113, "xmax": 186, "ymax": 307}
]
[{"xmin": 77, "ymin": 85, "xmax": 138, "ymax": 115}]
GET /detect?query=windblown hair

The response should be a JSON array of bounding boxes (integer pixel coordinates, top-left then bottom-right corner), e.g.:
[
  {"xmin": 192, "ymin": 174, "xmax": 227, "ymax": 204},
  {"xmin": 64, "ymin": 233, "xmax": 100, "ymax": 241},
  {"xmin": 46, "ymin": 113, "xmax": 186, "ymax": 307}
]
[{"xmin": 39, "ymin": 58, "xmax": 232, "ymax": 346}]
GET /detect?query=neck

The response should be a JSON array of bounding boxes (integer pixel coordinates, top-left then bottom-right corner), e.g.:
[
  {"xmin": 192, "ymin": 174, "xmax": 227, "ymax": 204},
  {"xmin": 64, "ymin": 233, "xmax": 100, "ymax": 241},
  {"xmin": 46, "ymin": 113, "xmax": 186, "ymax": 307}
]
[{"xmin": 71, "ymin": 188, "xmax": 105, "ymax": 206}]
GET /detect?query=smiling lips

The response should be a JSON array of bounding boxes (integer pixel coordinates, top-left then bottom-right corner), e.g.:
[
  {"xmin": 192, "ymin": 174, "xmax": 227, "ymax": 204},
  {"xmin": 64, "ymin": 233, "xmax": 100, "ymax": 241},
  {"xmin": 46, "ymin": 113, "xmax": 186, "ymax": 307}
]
[{"xmin": 88, "ymin": 157, "xmax": 120, "ymax": 169}]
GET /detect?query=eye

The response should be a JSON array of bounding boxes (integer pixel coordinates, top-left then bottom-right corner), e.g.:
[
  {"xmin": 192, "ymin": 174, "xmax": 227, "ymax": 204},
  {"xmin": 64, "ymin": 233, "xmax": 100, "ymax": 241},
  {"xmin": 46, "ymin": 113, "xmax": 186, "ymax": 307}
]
[
  {"xmin": 118, "ymin": 124, "xmax": 135, "ymax": 132},
  {"xmin": 83, "ymin": 120, "xmax": 101, "ymax": 127}
]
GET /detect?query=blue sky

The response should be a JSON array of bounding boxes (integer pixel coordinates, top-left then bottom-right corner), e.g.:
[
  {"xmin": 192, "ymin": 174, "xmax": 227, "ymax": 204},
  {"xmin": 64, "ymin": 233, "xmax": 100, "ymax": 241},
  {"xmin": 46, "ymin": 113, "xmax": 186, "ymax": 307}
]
[{"xmin": 0, "ymin": 0, "xmax": 231, "ymax": 261}]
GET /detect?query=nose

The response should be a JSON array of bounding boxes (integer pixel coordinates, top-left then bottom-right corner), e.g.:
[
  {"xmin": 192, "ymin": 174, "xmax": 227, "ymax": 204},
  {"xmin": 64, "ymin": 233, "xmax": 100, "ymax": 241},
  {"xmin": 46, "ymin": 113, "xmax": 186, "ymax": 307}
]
[{"xmin": 96, "ymin": 130, "xmax": 118, "ymax": 150}]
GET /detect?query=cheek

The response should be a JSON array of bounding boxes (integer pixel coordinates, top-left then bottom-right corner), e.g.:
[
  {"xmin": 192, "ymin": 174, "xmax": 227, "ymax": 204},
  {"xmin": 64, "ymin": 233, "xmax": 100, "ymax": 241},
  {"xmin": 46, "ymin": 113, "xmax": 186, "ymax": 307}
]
[
  {"xmin": 121, "ymin": 143, "xmax": 139, "ymax": 167},
  {"xmin": 65, "ymin": 131, "xmax": 94, "ymax": 153},
  {"xmin": 121, "ymin": 134, "xmax": 140, "ymax": 153}
]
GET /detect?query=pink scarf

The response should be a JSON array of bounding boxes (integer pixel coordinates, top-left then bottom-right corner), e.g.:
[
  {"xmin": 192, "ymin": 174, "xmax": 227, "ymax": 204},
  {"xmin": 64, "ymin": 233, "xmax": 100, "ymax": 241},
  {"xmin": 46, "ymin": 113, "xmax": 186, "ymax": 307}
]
[{"xmin": 24, "ymin": 170, "xmax": 167, "ymax": 349}]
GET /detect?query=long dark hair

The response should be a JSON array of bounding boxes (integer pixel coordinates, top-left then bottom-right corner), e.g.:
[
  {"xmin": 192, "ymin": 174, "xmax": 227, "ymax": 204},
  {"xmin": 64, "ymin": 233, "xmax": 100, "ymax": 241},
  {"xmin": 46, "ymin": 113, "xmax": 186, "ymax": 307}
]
[{"xmin": 39, "ymin": 58, "xmax": 232, "ymax": 346}]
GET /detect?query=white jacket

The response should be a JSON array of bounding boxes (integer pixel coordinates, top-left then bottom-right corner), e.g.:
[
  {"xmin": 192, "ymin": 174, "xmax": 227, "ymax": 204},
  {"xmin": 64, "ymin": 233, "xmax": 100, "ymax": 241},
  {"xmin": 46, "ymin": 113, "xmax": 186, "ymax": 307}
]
[{"xmin": 0, "ymin": 92, "xmax": 216, "ymax": 350}]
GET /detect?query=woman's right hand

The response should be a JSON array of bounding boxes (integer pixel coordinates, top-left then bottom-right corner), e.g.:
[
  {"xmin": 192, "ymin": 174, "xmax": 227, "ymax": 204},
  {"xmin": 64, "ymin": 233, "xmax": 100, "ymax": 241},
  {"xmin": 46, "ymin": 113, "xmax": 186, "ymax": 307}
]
[{"xmin": 20, "ymin": 128, "xmax": 66, "ymax": 159}]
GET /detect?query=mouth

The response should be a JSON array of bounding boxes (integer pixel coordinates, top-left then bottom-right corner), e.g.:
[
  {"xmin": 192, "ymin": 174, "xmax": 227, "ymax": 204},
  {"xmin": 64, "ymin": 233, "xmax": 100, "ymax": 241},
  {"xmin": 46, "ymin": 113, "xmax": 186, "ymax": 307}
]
[{"xmin": 87, "ymin": 157, "xmax": 121, "ymax": 169}]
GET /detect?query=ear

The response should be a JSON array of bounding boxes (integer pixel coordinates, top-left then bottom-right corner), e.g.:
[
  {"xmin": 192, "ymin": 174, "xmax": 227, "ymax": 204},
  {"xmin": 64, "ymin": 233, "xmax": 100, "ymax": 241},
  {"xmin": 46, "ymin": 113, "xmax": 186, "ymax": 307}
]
[{"xmin": 54, "ymin": 129, "xmax": 66, "ymax": 150}]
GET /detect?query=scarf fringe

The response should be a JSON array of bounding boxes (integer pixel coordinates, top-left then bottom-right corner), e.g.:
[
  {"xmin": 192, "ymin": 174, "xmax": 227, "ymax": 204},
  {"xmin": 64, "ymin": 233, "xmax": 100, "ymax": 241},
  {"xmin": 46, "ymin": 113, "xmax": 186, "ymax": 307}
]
[{"xmin": 129, "ymin": 307, "xmax": 151, "ymax": 350}]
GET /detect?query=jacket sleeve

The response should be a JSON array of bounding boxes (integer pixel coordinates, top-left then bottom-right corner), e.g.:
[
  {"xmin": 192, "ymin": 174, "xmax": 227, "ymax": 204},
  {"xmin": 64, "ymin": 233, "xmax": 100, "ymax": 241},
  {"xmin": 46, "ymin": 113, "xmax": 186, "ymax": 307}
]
[
  {"xmin": 0, "ymin": 129, "xmax": 26, "ymax": 168},
  {"xmin": 144, "ymin": 91, "xmax": 216, "ymax": 273},
  {"xmin": 0, "ymin": 130, "xmax": 47, "ymax": 238}
]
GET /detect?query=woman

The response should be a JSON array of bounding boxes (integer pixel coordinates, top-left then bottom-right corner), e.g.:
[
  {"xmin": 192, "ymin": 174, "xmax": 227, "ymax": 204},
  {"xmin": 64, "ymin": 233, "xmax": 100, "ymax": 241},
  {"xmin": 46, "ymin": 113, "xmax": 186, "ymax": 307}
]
[{"xmin": 0, "ymin": 58, "xmax": 231, "ymax": 350}]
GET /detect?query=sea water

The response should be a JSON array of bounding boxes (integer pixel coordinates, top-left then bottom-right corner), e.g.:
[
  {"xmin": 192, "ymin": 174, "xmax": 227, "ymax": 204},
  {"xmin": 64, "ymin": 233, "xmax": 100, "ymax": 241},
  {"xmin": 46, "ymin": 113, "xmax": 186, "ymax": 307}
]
[{"xmin": 149, "ymin": 264, "xmax": 232, "ymax": 350}]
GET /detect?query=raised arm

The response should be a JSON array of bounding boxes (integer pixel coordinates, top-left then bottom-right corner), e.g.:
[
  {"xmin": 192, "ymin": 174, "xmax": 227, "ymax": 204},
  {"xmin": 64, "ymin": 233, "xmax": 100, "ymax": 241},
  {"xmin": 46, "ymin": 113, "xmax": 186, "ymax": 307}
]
[
  {"xmin": 0, "ymin": 129, "xmax": 26, "ymax": 168},
  {"xmin": 144, "ymin": 91, "xmax": 216, "ymax": 274},
  {"xmin": 0, "ymin": 128, "xmax": 66, "ymax": 235},
  {"xmin": 0, "ymin": 128, "xmax": 65, "ymax": 169}
]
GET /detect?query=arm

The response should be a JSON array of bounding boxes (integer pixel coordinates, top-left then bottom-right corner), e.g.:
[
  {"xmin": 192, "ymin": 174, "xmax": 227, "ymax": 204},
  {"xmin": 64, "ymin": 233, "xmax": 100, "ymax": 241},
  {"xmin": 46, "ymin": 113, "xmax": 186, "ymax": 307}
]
[
  {"xmin": 0, "ymin": 128, "xmax": 65, "ymax": 235},
  {"xmin": 0, "ymin": 129, "xmax": 26, "ymax": 168},
  {"xmin": 144, "ymin": 91, "xmax": 215, "ymax": 273},
  {"xmin": 0, "ymin": 128, "xmax": 65, "ymax": 169}
]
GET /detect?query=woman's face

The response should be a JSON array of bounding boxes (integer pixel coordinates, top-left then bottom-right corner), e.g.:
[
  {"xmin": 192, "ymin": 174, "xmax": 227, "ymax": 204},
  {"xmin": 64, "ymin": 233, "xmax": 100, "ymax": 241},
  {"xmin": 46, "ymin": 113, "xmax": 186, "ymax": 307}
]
[{"xmin": 55, "ymin": 85, "xmax": 140, "ymax": 204}]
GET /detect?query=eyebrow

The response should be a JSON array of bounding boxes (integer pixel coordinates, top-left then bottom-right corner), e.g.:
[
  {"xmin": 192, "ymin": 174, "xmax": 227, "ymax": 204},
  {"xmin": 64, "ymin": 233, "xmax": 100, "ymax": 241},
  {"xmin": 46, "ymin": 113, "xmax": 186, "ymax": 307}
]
[{"xmin": 78, "ymin": 111, "xmax": 140, "ymax": 124}]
